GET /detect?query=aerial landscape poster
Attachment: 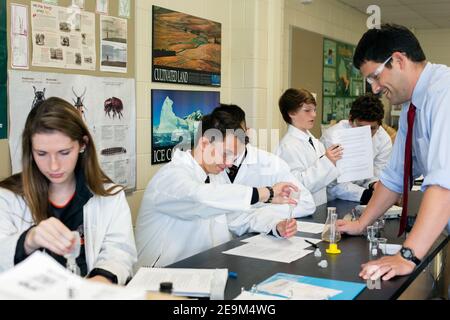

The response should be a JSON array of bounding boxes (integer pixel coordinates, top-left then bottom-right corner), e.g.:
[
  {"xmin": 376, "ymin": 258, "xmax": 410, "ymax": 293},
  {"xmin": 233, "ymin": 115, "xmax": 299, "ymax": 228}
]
[
  {"xmin": 151, "ymin": 89, "xmax": 220, "ymax": 164},
  {"xmin": 152, "ymin": 6, "xmax": 221, "ymax": 87}
]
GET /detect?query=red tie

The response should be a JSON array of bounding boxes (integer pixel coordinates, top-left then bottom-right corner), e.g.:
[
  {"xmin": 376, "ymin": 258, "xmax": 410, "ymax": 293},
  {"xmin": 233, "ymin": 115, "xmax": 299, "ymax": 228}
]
[{"xmin": 398, "ymin": 103, "xmax": 416, "ymax": 236}]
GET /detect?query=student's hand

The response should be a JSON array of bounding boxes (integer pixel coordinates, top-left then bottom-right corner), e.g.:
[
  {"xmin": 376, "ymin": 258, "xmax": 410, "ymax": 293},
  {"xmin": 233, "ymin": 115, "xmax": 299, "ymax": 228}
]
[
  {"xmin": 325, "ymin": 144, "xmax": 343, "ymax": 165},
  {"xmin": 359, "ymin": 255, "xmax": 416, "ymax": 281},
  {"xmin": 88, "ymin": 275, "xmax": 113, "ymax": 284},
  {"xmin": 271, "ymin": 182, "xmax": 299, "ymax": 205},
  {"xmin": 24, "ymin": 217, "xmax": 76, "ymax": 256},
  {"xmin": 276, "ymin": 219, "xmax": 297, "ymax": 238},
  {"xmin": 336, "ymin": 219, "xmax": 364, "ymax": 235}
]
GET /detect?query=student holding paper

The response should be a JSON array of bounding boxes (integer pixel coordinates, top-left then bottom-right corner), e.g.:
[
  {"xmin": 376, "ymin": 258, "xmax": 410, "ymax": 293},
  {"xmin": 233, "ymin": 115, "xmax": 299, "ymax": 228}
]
[
  {"xmin": 210, "ymin": 104, "xmax": 316, "ymax": 218},
  {"xmin": 135, "ymin": 111, "xmax": 299, "ymax": 268},
  {"xmin": 337, "ymin": 24, "xmax": 450, "ymax": 281},
  {"xmin": 276, "ymin": 88, "xmax": 343, "ymax": 206},
  {"xmin": 320, "ymin": 94, "xmax": 392, "ymax": 204},
  {"xmin": 0, "ymin": 98, "xmax": 137, "ymax": 285}
]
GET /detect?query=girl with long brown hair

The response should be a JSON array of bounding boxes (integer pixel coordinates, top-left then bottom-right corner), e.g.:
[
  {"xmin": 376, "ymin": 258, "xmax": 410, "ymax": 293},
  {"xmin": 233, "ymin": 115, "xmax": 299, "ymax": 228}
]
[{"xmin": 0, "ymin": 97, "xmax": 136, "ymax": 285}]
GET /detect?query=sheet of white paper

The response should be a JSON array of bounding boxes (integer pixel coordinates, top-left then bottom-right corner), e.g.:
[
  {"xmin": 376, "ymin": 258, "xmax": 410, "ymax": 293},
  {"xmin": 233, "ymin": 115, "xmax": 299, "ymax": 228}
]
[
  {"xmin": 257, "ymin": 278, "xmax": 342, "ymax": 300},
  {"xmin": 10, "ymin": 4, "xmax": 29, "ymax": 69},
  {"xmin": 118, "ymin": 0, "xmax": 130, "ymax": 18},
  {"xmin": 234, "ymin": 291, "xmax": 287, "ymax": 300},
  {"xmin": 127, "ymin": 268, "xmax": 227, "ymax": 297},
  {"xmin": 384, "ymin": 244, "xmax": 402, "ymax": 255},
  {"xmin": 242, "ymin": 234, "xmax": 321, "ymax": 250},
  {"xmin": 296, "ymin": 221, "xmax": 325, "ymax": 234},
  {"xmin": 0, "ymin": 252, "xmax": 145, "ymax": 300},
  {"xmin": 222, "ymin": 243, "xmax": 313, "ymax": 263},
  {"xmin": 355, "ymin": 204, "xmax": 402, "ymax": 219},
  {"xmin": 96, "ymin": 0, "xmax": 108, "ymax": 14},
  {"xmin": 332, "ymin": 125, "xmax": 374, "ymax": 183}
]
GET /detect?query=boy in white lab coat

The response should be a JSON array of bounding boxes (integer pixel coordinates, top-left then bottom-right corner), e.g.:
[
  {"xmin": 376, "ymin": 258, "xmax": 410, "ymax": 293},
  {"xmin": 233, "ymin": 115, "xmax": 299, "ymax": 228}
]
[
  {"xmin": 135, "ymin": 111, "xmax": 299, "ymax": 268},
  {"xmin": 211, "ymin": 104, "xmax": 316, "ymax": 218},
  {"xmin": 320, "ymin": 94, "xmax": 392, "ymax": 204},
  {"xmin": 276, "ymin": 88, "xmax": 343, "ymax": 206}
]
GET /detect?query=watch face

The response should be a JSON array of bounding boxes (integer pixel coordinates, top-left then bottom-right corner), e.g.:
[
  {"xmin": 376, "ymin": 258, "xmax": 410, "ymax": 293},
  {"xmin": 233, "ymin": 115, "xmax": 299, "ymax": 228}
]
[{"xmin": 401, "ymin": 248, "xmax": 413, "ymax": 259}]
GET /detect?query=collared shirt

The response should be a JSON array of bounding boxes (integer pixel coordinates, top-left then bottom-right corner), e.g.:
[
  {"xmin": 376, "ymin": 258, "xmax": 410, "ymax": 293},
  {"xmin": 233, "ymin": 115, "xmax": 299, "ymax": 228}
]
[{"xmin": 379, "ymin": 62, "xmax": 450, "ymax": 231}]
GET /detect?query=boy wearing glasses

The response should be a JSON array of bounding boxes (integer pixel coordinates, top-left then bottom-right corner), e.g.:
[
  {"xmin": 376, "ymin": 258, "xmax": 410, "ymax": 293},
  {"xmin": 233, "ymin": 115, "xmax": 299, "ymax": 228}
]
[{"xmin": 320, "ymin": 94, "xmax": 392, "ymax": 204}]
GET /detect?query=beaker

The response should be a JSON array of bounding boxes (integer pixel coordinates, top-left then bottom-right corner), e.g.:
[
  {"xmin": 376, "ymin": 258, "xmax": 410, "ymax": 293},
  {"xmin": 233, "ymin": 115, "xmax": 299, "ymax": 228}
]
[{"xmin": 321, "ymin": 207, "xmax": 341, "ymax": 243}]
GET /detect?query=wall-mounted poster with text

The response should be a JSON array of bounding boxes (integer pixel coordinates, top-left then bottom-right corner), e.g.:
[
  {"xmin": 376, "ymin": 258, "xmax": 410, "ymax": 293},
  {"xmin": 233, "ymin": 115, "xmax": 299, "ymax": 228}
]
[
  {"xmin": 322, "ymin": 38, "xmax": 364, "ymax": 124},
  {"xmin": 151, "ymin": 89, "xmax": 219, "ymax": 164},
  {"xmin": 152, "ymin": 6, "xmax": 221, "ymax": 87},
  {"xmin": 8, "ymin": 70, "xmax": 136, "ymax": 189}
]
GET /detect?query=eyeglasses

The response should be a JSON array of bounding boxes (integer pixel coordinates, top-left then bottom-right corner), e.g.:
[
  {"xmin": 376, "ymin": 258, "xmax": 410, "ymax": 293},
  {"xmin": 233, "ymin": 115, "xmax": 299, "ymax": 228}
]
[{"xmin": 366, "ymin": 56, "xmax": 392, "ymax": 85}]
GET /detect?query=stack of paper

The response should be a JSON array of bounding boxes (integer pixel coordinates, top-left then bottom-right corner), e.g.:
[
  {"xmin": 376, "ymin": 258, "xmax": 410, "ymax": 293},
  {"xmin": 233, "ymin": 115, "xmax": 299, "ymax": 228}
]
[
  {"xmin": 222, "ymin": 235, "xmax": 321, "ymax": 263},
  {"xmin": 128, "ymin": 268, "xmax": 228, "ymax": 298},
  {"xmin": 223, "ymin": 243, "xmax": 312, "ymax": 263},
  {"xmin": 237, "ymin": 273, "xmax": 366, "ymax": 300},
  {"xmin": 0, "ymin": 252, "xmax": 145, "ymax": 300},
  {"xmin": 242, "ymin": 234, "xmax": 321, "ymax": 250}
]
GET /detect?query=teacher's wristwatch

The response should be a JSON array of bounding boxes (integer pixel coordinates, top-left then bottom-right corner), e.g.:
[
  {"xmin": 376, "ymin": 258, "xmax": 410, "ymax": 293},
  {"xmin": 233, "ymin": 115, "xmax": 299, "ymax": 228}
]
[{"xmin": 400, "ymin": 246, "xmax": 421, "ymax": 266}]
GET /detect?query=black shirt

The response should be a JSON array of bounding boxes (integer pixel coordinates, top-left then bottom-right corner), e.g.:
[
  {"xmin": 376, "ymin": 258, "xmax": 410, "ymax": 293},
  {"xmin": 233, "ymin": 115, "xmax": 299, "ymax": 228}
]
[{"xmin": 14, "ymin": 168, "xmax": 118, "ymax": 283}]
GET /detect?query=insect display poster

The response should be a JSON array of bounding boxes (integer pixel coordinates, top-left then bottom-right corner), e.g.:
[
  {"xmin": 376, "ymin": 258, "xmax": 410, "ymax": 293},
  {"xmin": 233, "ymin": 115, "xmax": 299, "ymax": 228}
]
[{"xmin": 8, "ymin": 70, "xmax": 136, "ymax": 189}]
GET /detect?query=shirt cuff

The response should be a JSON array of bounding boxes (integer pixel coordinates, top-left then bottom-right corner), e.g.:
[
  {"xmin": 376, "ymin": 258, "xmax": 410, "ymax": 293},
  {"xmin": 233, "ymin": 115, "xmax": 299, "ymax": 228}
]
[
  {"xmin": 268, "ymin": 224, "xmax": 283, "ymax": 239},
  {"xmin": 251, "ymin": 187, "xmax": 259, "ymax": 205},
  {"xmin": 88, "ymin": 268, "xmax": 118, "ymax": 284},
  {"xmin": 14, "ymin": 226, "xmax": 35, "ymax": 265}
]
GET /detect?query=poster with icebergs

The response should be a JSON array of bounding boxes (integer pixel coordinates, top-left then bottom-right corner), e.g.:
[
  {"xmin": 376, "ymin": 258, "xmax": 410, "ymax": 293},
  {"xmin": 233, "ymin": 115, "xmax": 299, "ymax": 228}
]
[
  {"xmin": 8, "ymin": 70, "xmax": 136, "ymax": 189},
  {"xmin": 151, "ymin": 89, "xmax": 219, "ymax": 165}
]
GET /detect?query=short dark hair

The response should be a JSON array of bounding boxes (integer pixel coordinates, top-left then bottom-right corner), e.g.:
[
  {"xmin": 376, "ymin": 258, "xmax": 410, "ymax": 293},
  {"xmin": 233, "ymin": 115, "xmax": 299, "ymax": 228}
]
[
  {"xmin": 279, "ymin": 88, "xmax": 316, "ymax": 124},
  {"xmin": 349, "ymin": 94, "xmax": 384, "ymax": 125},
  {"xmin": 195, "ymin": 109, "xmax": 246, "ymax": 146},
  {"xmin": 353, "ymin": 24, "xmax": 426, "ymax": 70},
  {"xmin": 211, "ymin": 104, "xmax": 249, "ymax": 144},
  {"xmin": 212, "ymin": 104, "xmax": 246, "ymax": 127}
]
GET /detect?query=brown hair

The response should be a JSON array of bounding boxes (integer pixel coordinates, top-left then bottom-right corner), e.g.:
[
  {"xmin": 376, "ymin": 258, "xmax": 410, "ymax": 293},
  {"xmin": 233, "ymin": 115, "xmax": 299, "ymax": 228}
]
[
  {"xmin": 278, "ymin": 88, "xmax": 316, "ymax": 124},
  {"xmin": 0, "ymin": 97, "xmax": 122, "ymax": 224}
]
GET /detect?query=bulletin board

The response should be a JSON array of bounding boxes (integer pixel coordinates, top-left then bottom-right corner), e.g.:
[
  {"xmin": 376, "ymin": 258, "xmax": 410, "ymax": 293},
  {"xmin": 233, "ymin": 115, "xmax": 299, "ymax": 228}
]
[
  {"xmin": 0, "ymin": 1, "xmax": 7, "ymax": 139},
  {"xmin": 322, "ymin": 38, "xmax": 364, "ymax": 124},
  {"xmin": 5, "ymin": 0, "xmax": 137, "ymax": 189}
]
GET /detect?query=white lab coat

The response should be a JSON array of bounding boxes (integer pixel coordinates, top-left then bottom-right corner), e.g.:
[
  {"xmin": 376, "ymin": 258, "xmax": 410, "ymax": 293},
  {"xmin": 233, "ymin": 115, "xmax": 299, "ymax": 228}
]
[
  {"xmin": 217, "ymin": 144, "xmax": 316, "ymax": 218},
  {"xmin": 276, "ymin": 125, "xmax": 339, "ymax": 206},
  {"xmin": 0, "ymin": 187, "xmax": 137, "ymax": 285},
  {"xmin": 320, "ymin": 120, "xmax": 392, "ymax": 202},
  {"xmin": 135, "ymin": 149, "xmax": 282, "ymax": 269}
]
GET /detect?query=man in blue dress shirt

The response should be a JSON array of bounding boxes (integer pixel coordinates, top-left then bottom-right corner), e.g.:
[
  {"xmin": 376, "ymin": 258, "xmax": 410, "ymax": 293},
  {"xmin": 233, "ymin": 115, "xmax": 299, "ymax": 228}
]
[{"xmin": 337, "ymin": 24, "xmax": 450, "ymax": 282}]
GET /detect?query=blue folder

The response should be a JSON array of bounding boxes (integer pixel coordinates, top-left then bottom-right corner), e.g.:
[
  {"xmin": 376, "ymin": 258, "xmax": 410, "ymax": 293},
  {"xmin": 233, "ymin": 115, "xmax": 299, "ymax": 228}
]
[{"xmin": 257, "ymin": 273, "xmax": 366, "ymax": 300}]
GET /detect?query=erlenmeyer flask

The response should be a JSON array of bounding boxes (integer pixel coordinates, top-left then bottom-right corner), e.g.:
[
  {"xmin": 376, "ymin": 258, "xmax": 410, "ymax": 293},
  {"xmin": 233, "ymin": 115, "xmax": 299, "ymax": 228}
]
[{"xmin": 321, "ymin": 207, "xmax": 341, "ymax": 242}]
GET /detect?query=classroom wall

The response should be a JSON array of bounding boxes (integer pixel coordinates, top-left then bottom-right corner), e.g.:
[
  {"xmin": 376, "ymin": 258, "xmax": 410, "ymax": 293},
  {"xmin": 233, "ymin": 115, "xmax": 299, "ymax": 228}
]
[
  {"xmin": 416, "ymin": 29, "xmax": 450, "ymax": 66},
  {"xmin": 0, "ymin": 0, "xmax": 372, "ymax": 222},
  {"xmin": 129, "ymin": 0, "xmax": 286, "ymax": 223},
  {"xmin": 1, "ymin": 0, "xmax": 136, "ymax": 182},
  {"xmin": 282, "ymin": 0, "xmax": 367, "ymax": 137}
]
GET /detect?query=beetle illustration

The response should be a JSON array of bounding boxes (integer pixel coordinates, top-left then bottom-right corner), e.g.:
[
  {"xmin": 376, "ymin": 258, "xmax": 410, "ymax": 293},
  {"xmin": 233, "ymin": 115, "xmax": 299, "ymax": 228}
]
[
  {"xmin": 101, "ymin": 147, "xmax": 127, "ymax": 156},
  {"xmin": 104, "ymin": 97, "xmax": 124, "ymax": 119},
  {"xmin": 72, "ymin": 87, "xmax": 87, "ymax": 119},
  {"xmin": 32, "ymin": 86, "xmax": 46, "ymax": 109}
]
